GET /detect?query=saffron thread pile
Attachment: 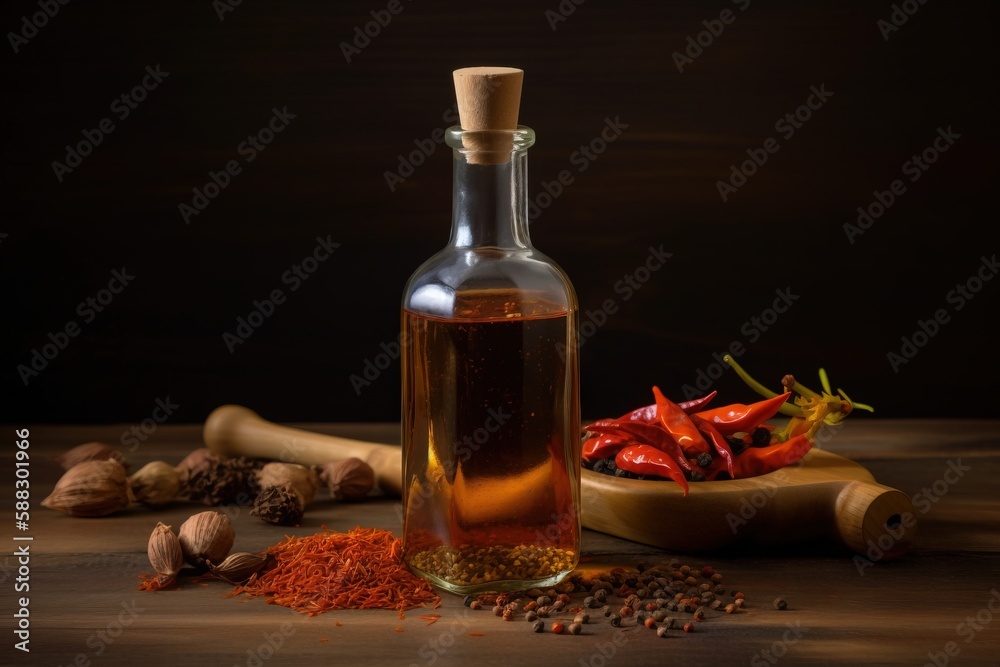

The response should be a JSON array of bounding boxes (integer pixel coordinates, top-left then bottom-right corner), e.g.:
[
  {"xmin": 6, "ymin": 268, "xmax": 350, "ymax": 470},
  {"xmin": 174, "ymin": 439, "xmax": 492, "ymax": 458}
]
[{"xmin": 233, "ymin": 526, "xmax": 441, "ymax": 618}]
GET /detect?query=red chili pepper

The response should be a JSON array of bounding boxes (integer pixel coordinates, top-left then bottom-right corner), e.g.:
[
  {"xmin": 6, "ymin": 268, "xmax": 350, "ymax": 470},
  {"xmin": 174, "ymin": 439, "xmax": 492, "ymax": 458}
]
[
  {"xmin": 690, "ymin": 416, "xmax": 734, "ymax": 479},
  {"xmin": 619, "ymin": 403, "xmax": 657, "ymax": 423},
  {"xmin": 679, "ymin": 391, "xmax": 718, "ymax": 414},
  {"xmin": 652, "ymin": 386, "xmax": 711, "ymax": 457},
  {"xmin": 693, "ymin": 392, "xmax": 792, "ymax": 436},
  {"xmin": 585, "ymin": 420, "xmax": 692, "ymax": 472},
  {"xmin": 729, "ymin": 433, "xmax": 814, "ymax": 478},
  {"xmin": 582, "ymin": 433, "xmax": 629, "ymax": 462},
  {"xmin": 618, "ymin": 390, "xmax": 718, "ymax": 423},
  {"xmin": 615, "ymin": 444, "xmax": 690, "ymax": 496}
]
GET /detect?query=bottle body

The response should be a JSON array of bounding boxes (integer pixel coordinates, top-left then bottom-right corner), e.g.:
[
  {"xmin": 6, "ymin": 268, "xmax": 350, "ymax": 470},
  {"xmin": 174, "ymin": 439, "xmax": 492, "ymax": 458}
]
[{"xmin": 401, "ymin": 127, "xmax": 581, "ymax": 594}]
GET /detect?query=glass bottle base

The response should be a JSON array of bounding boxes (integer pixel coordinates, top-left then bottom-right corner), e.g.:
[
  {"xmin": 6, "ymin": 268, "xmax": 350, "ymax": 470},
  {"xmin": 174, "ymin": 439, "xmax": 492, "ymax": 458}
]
[{"xmin": 409, "ymin": 565, "xmax": 574, "ymax": 596}]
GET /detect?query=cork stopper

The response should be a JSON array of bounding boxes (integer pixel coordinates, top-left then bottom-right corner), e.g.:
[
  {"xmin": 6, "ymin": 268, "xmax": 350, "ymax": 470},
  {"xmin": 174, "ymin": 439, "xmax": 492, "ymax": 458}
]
[{"xmin": 452, "ymin": 66, "xmax": 523, "ymax": 164}]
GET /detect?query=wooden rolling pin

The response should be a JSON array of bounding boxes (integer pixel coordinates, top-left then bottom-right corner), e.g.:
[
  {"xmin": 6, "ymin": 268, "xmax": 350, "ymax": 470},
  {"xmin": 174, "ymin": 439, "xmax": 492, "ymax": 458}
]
[{"xmin": 203, "ymin": 404, "xmax": 916, "ymax": 558}]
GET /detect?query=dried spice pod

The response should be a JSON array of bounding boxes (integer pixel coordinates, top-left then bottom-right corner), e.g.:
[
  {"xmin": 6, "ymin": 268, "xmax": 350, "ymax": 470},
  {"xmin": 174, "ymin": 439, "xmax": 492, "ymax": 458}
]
[
  {"xmin": 183, "ymin": 454, "xmax": 264, "ymax": 506},
  {"xmin": 178, "ymin": 511, "xmax": 235, "ymax": 569},
  {"xmin": 208, "ymin": 551, "xmax": 271, "ymax": 584},
  {"xmin": 317, "ymin": 457, "xmax": 375, "ymax": 501},
  {"xmin": 41, "ymin": 459, "xmax": 133, "ymax": 517},
  {"xmin": 257, "ymin": 462, "xmax": 319, "ymax": 506},
  {"xmin": 175, "ymin": 448, "xmax": 220, "ymax": 486},
  {"xmin": 129, "ymin": 461, "xmax": 181, "ymax": 507},
  {"xmin": 251, "ymin": 484, "xmax": 304, "ymax": 526},
  {"xmin": 53, "ymin": 442, "xmax": 129, "ymax": 471},
  {"xmin": 140, "ymin": 522, "xmax": 184, "ymax": 591}
]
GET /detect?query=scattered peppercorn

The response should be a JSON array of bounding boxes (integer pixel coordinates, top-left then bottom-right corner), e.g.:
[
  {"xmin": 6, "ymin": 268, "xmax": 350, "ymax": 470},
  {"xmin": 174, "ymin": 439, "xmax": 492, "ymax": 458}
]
[
  {"xmin": 525, "ymin": 611, "xmax": 538, "ymax": 622},
  {"xmin": 725, "ymin": 604, "xmax": 737, "ymax": 614},
  {"xmin": 657, "ymin": 626, "xmax": 668, "ymax": 638},
  {"xmin": 493, "ymin": 605, "xmax": 503, "ymax": 616},
  {"xmin": 683, "ymin": 622, "xmax": 694, "ymax": 633},
  {"xmin": 774, "ymin": 597, "xmax": 788, "ymax": 610},
  {"xmin": 644, "ymin": 617, "xmax": 657, "ymax": 630},
  {"xmin": 610, "ymin": 614, "xmax": 621, "ymax": 627},
  {"xmin": 502, "ymin": 609, "xmax": 514, "ymax": 621},
  {"xmin": 532, "ymin": 620, "xmax": 544, "ymax": 633},
  {"xmin": 696, "ymin": 452, "xmax": 713, "ymax": 468},
  {"xmin": 693, "ymin": 607, "xmax": 706, "ymax": 621},
  {"xmin": 569, "ymin": 622, "xmax": 582, "ymax": 635},
  {"xmin": 551, "ymin": 622, "xmax": 565, "ymax": 634},
  {"xmin": 470, "ymin": 600, "xmax": 482, "ymax": 610}
]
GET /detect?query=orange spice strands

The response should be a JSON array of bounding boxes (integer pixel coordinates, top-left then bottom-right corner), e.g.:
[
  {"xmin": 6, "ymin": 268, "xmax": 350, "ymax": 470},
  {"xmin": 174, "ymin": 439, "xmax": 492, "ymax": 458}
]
[{"xmin": 233, "ymin": 526, "xmax": 441, "ymax": 619}]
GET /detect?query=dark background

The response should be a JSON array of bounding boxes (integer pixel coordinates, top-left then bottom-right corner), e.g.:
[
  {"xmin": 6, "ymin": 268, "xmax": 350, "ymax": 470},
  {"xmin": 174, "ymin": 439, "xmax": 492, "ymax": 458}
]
[{"xmin": 1, "ymin": 0, "xmax": 996, "ymax": 426}]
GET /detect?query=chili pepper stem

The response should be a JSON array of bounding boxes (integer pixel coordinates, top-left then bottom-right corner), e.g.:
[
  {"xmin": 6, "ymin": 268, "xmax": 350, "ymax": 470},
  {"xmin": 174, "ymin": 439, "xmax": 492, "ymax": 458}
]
[
  {"xmin": 838, "ymin": 388, "xmax": 874, "ymax": 413},
  {"xmin": 723, "ymin": 355, "xmax": 805, "ymax": 418},
  {"xmin": 818, "ymin": 368, "xmax": 833, "ymax": 395}
]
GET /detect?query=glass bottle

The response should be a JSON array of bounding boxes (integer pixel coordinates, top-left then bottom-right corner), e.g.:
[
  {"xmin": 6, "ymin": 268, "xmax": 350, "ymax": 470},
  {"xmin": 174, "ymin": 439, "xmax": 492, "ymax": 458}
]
[{"xmin": 400, "ymin": 69, "xmax": 581, "ymax": 595}]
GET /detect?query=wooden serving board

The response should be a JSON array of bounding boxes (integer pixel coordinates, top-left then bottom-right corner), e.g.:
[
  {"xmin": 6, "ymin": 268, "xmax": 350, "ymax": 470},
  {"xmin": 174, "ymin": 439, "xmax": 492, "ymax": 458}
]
[
  {"xmin": 581, "ymin": 449, "xmax": 915, "ymax": 558},
  {"xmin": 204, "ymin": 405, "xmax": 915, "ymax": 559}
]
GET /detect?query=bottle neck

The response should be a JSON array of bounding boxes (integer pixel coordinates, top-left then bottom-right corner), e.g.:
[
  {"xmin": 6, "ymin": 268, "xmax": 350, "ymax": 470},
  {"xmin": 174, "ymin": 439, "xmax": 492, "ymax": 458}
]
[{"xmin": 449, "ymin": 151, "xmax": 531, "ymax": 250}]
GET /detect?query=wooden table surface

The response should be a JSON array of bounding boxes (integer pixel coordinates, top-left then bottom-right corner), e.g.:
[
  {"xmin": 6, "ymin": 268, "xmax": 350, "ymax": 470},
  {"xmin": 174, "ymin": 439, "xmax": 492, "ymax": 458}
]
[{"xmin": 4, "ymin": 419, "xmax": 999, "ymax": 666}]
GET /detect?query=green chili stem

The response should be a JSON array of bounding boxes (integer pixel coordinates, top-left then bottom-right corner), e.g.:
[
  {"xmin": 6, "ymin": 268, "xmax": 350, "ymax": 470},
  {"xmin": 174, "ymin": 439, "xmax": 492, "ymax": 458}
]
[
  {"xmin": 838, "ymin": 388, "xmax": 874, "ymax": 413},
  {"xmin": 723, "ymin": 355, "xmax": 805, "ymax": 418},
  {"xmin": 818, "ymin": 368, "xmax": 833, "ymax": 395},
  {"xmin": 790, "ymin": 379, "xmax": 822, "ymax": 399}
]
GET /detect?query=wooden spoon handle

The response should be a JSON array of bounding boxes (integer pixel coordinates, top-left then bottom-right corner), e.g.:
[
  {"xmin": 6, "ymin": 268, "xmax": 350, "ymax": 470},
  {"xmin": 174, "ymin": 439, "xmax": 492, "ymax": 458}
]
[{"xmin": 202, "ymin": 404, "xmax": 403, "ymax": 496}]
